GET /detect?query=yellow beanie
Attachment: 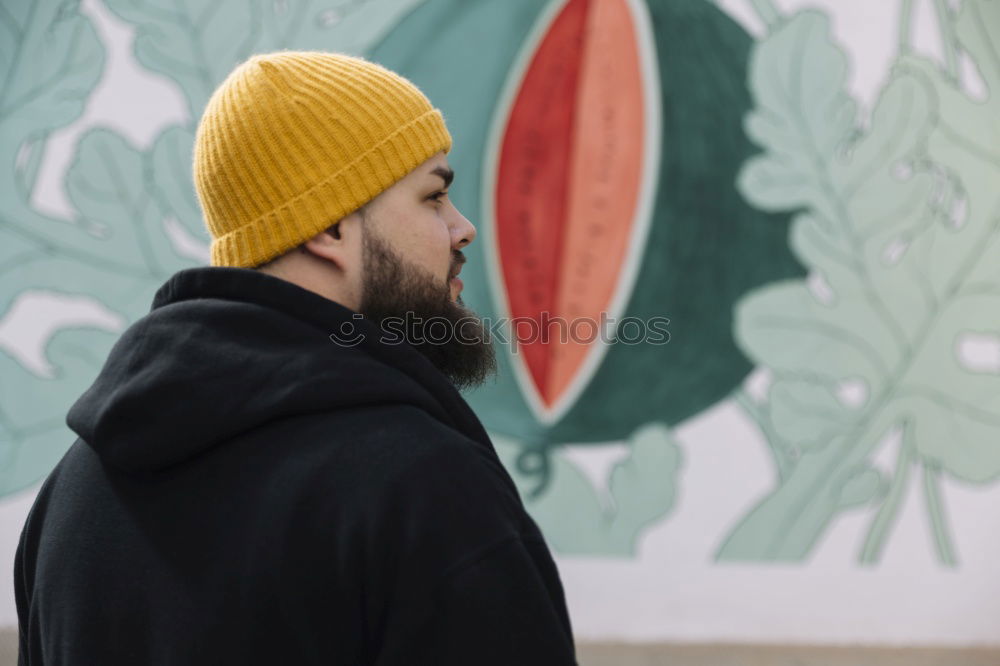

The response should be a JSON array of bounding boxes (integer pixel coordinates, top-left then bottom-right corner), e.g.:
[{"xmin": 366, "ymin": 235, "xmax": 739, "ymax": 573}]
[{"xmin": 192, "ymin": 51, "xmax": 452, "ymax": 268}]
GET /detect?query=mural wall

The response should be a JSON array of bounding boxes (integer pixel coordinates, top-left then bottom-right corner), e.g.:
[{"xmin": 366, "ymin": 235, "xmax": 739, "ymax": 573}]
[{"xmin": 2, "ymin": 0, "xmax": 999, "ymax": 645}]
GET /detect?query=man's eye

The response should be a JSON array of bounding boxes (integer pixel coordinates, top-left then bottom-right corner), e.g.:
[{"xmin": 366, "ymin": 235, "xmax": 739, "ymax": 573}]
[{"xmin": 428, "ymin": 191, "xmax": 447, "ymax": 203}]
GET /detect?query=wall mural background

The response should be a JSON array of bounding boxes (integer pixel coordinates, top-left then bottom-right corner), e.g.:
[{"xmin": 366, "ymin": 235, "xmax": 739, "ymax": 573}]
[{"xmin": 2, "ymin": 0, "xmax": 999, "ymax": 645}]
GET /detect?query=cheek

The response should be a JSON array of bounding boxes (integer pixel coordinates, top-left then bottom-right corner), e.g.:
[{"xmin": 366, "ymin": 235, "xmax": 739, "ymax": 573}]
[
  {"xmin": 424, "ymin": 214, "xmax": 452, "ymax": 260},
  {"xmin": 393, "ymin": 209, "xmax": 453, "ymax": 274}
]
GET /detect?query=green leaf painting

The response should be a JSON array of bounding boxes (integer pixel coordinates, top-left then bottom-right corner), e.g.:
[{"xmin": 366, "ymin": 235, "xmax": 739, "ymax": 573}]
[
  {"xmin": 1, "ymin": 0, "xmax": 115, "ymax": 494},
  {"xmin": 720, "ymin": 0, "xmax": 1000, "ymax": 565},
  {"xmin": 494, "ymin": 423, "xmax": 682, "ymax": 556},
  {"xmin": 1, "ymin": 0, "xmax": 106, "ymax": 266},
  {"xmin": 103, "ymin": 0, "xmax": 426, "ymax": 117},
  {"xmin": 0, "ymin": 0, "xmax": 426, "ymax": 496}
]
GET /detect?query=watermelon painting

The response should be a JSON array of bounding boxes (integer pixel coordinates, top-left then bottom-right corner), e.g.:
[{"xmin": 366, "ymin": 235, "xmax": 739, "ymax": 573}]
[
  {"xmin": 0, "ymin": 0, "xmax": 805, "ymax": 556},
  {"xmin": 372, "ymin": 0, "xmax": 804, "ymax": 492}
]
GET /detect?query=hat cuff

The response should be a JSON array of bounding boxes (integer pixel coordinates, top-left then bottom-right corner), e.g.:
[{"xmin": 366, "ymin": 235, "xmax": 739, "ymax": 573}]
[{"xmin": 209, "ymin": 108, "xmax": 452, "ymax": 268}]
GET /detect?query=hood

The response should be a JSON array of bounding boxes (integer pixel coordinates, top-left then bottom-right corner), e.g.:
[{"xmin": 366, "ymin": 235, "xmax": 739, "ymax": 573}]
[{"xmin": 67, "ymin": 267, "xmax": 490, "ymax": 473}]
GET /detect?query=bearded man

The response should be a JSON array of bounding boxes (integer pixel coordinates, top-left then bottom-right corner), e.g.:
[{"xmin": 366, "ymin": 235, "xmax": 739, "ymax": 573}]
[{"xmin": 14, "ymin": 51, "xmax": 577, "ymax": 666}]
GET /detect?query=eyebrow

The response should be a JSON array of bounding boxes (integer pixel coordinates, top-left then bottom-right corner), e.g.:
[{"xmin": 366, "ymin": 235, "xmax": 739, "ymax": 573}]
[{"xmin": 429, "ymin": 166, "xmax": 454, "ymax": 189}]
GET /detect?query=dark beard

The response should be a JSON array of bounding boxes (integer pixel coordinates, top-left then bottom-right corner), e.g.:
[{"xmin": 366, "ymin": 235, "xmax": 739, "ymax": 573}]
[{"xmin": 358, "ymin": 227, "xmax": 496, "ymax": 390}]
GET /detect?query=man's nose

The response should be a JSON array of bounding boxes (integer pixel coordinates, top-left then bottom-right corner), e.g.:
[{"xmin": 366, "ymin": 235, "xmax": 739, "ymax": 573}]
[{"xmin": 451, "ymin": 207, "xmax": 477, "ymax": 250}]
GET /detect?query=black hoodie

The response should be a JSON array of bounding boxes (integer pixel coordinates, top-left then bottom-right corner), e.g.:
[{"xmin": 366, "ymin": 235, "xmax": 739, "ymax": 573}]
[{"xmin": 14, "ymin": 266, "xmax": 577, "ymax": 666}]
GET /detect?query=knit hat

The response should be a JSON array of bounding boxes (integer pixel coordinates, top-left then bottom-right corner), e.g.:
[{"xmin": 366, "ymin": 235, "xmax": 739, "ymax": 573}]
[{"xmin": 192, "ymin": 51, "xmax": 453, "ymax": 268}]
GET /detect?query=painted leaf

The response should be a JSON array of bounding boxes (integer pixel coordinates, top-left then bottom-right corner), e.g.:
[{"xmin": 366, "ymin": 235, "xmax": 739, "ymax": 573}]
[
  {"xmin": 899, "ymin": 291, "xmax": 1000, "ymax": 482},
  {"xmin": 0, "ymin": 0, "xmax": 128, "ymax": 495},
  {"xmin": 838, "ymin": 466, "xmax": 885, "ymax": 509},
  {"xmin": 0, "ymin": 255, "xmax": 149, "ymax": 495},
  {"xmin": 0, "ymin": 0, "xmax": 120, "ymax": 268},
  {"xmin": 722, "ymin": 3, "xmax": 1000, "ymax": 562},
  {"xmin": 257, "ymin": 0, "xmax": 427, "ymax": 61},
  {"xmin": 605, "ymin": 422, "xmax": 682, "ymax": 551},
  {"xmin": 67, "ymin": 129, "xmax": 198, "ymax": 280},
  {"xmin": 0, "ymin": 0, "xmax": 103, "ymax": 151},
  {"xmin": 104, "ymin": 0, "xmax": 427, "ymax": 116},
  {"xmin": 492, "ymin": 421, "xmax": 681, "ymax": 556},
  {"xmin": 103, "ymin": 0, "xmax": 257, "ymax": 117},
  {"xmin": 148, "ymin": 126, "xmax": 207, "ymax": 244},
  {"xmin": 0, "ymin": 340, "xmax": 110, "ymax": 494},
  {"xmin": 768, "ymin": 378, "xmax": 851, "ymax": 451},
  {"xmin": 738, "ymin": 10, "xmax": 857, "ymax": 223},
  {"xmin": 0, "ymin": 124, "xmax": 198, "ymax": 495}
]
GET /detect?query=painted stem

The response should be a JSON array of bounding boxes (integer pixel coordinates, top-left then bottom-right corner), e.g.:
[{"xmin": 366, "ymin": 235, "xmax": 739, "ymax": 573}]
[
  {"xmin": 748, "ymin": 0, "xmax": 781, "ymax": 29},
  {"xmin": 717, "ymin": 437, "xmax": 849, "ymax": 561},
  {"xmin": 923, "ymin": 463, "xmax": 958, "ymax": 567},
  {"xmin": 899, "ymin": 0, "xmax": 915, "ymax": 55},
  {"xmin": 733, "ymin": 388, "xmax": 795, "ymax": 481},
  {"xmin": 859, "ymin": 424, "xmax": 914, "ymax": 564},
  {"xmin": 932, "ymin": 0, "xmax": 960, "ymax": 81}
]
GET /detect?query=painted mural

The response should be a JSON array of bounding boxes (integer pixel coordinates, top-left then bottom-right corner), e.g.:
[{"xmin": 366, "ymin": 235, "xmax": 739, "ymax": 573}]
[{"xmin": 1, "ymin": 0, "xmax": 998, "ymax": 567}]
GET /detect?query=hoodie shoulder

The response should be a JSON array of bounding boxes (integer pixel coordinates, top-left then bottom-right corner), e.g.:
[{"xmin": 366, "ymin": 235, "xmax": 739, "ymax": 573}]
[
  {"xmin": 67, "ymin": 274, "xmax": 461, "ymax": 473},
  {"xmin": 280, "ymin": 402, "xmax": 520, "ymax": 517}
]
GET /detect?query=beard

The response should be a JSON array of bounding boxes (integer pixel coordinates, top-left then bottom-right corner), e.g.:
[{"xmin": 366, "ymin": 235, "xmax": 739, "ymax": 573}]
[{"xmin": 358, "ymin": 226, "xmax": 496, "ymax": 390}]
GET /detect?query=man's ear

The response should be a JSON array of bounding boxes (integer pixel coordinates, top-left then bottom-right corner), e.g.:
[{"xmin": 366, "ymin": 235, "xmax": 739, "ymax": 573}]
[{"xmin": 302, "ymin": 210, "xmax": 363, "ymax": 270}]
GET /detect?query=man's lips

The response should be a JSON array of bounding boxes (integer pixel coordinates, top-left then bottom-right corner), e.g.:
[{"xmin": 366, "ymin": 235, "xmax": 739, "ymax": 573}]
[
  {"xmin": 450, "ymin": 251, "xmax": 466, "ymax": 276},
  {"xmin": 449, "ymin": 266, "xmax": 463, "ymax": 296},
  {"xmin": 449, "ymin": 252, "xmax": 466, "ymax": 294},
  {"xmin": 449, "ymin": 257, "xmax": 465, "ymax": 281}
]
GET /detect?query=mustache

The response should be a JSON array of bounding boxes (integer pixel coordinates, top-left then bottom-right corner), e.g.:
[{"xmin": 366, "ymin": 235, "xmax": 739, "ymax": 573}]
[{"xmin": 448, "ymin": 250, "xmax": 466, "ymax": 279}]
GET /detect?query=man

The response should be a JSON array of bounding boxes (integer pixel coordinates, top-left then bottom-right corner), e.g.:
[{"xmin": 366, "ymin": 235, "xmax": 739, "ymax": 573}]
[{"xmin": 14, "ymin": 51, "xmax": 577, "ymax": 665}]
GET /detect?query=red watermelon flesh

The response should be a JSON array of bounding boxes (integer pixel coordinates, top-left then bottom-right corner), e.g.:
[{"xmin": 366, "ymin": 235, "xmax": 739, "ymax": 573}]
[{"xmin": 496, "ymin": 0, "xmax": 646, "ymax": 416}]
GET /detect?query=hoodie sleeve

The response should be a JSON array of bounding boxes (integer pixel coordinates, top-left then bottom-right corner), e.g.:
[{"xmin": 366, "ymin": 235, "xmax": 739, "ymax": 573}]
[
  {"xmin": 14, "ymin": 475, "xmax": 50, "ymax": 666},
  {"xmin": 366, "ymin": 409, "xmax": 577, "ymax": 665},
  {"xmin": 14, "ymin": 532, "xmax": 30, "ymax": 666},
  {"xmin": 415, "ymin": 532, "xmax": 579, "ymax": 665}
]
